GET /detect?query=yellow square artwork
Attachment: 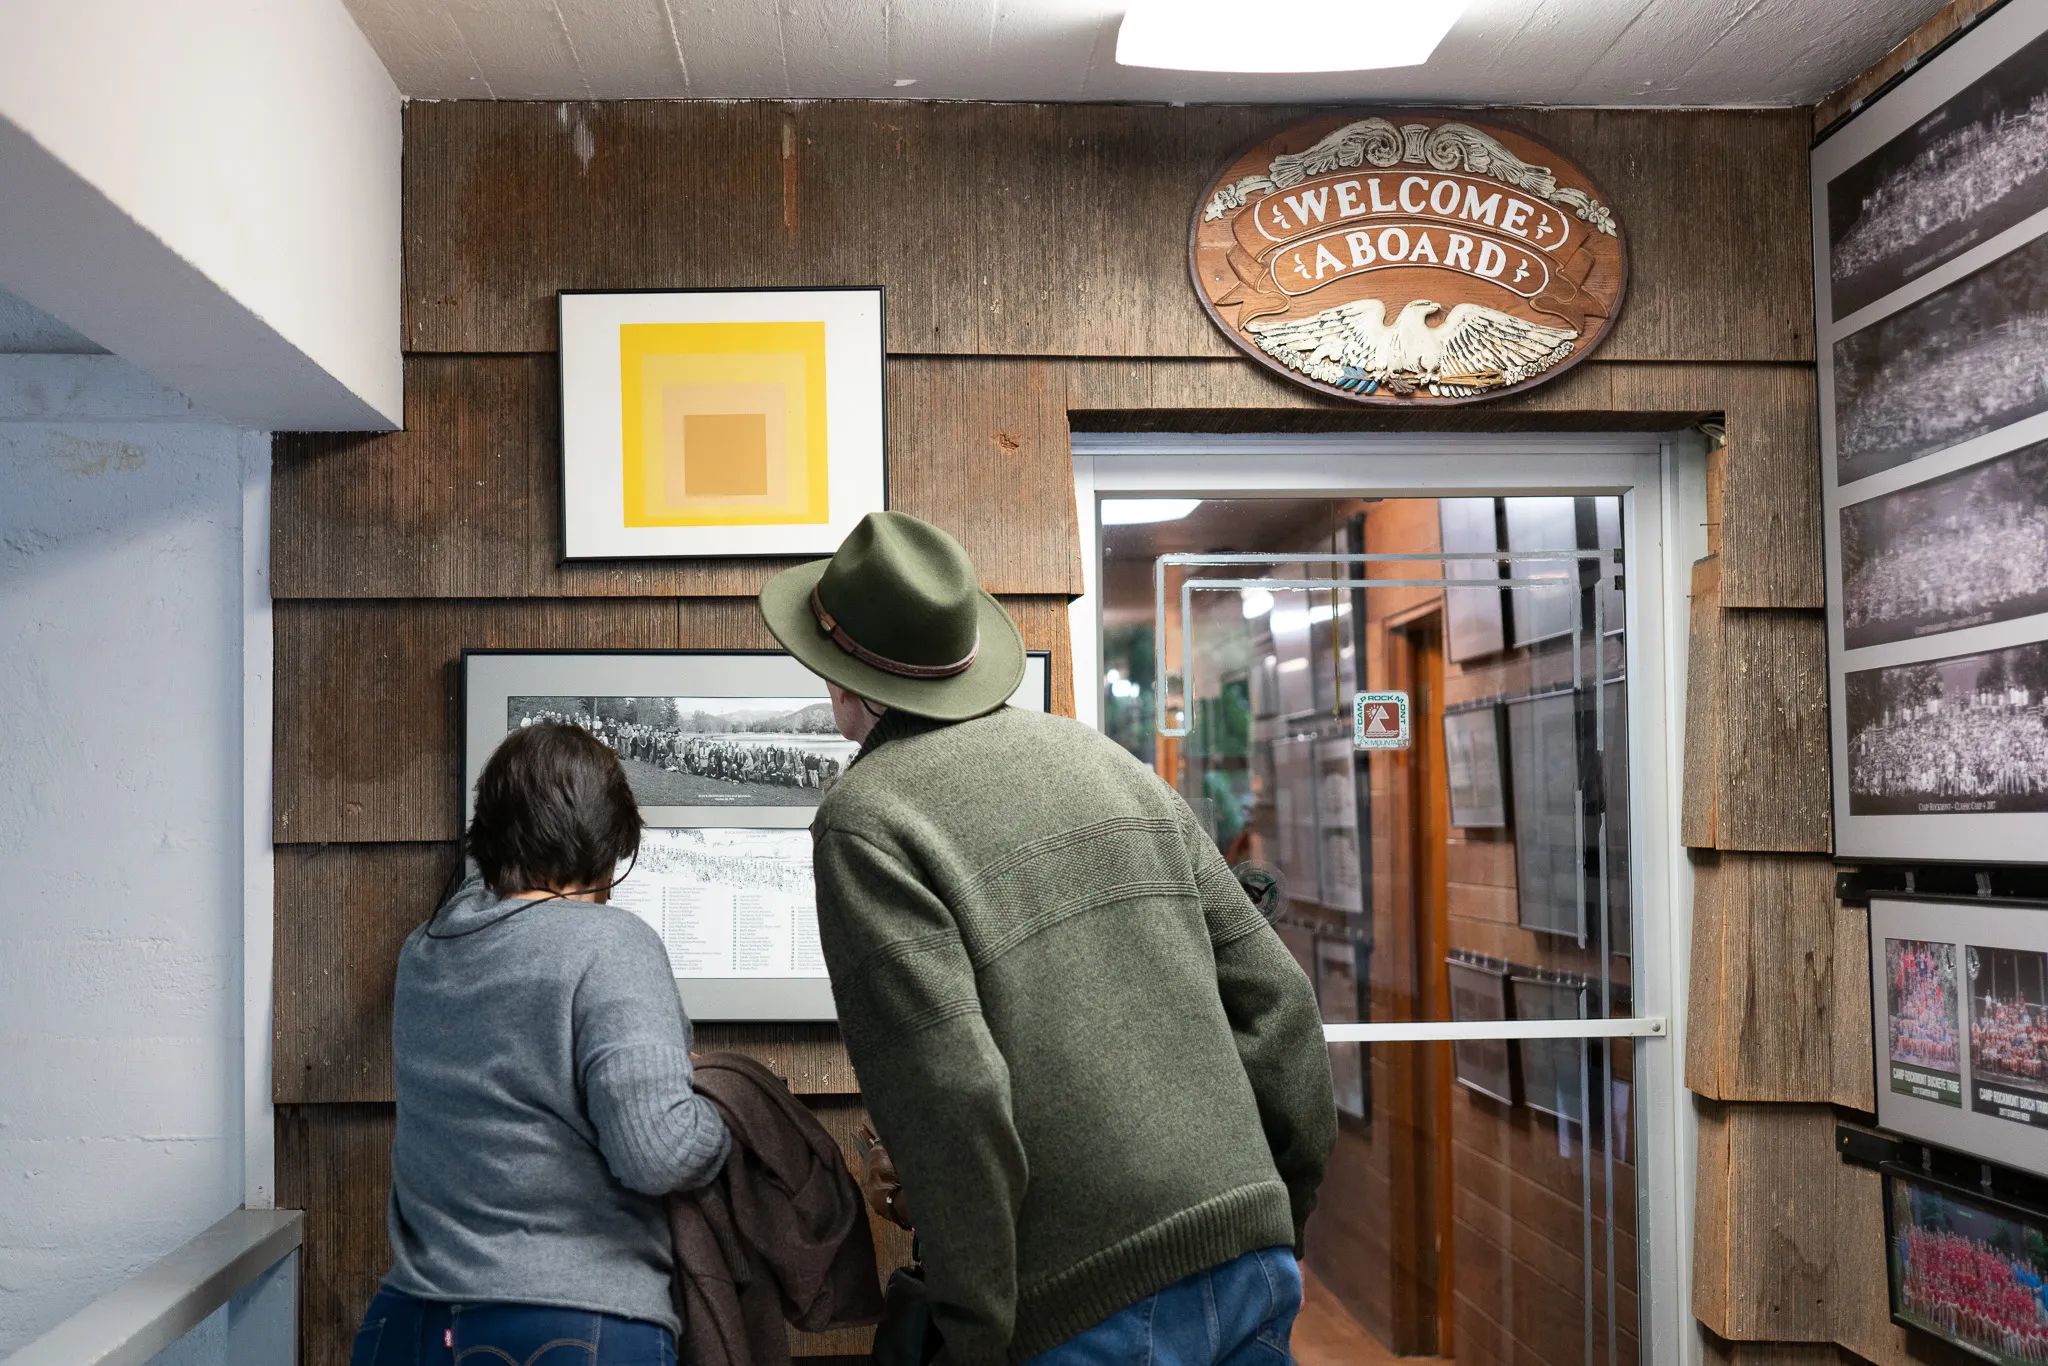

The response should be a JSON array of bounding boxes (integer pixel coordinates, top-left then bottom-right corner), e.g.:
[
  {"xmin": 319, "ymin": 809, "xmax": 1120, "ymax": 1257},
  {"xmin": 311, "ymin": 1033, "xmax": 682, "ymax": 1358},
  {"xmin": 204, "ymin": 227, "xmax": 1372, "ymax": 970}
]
[{"xmin": 618, "ymin": 321, "xmax": 830, "ymax": 527}]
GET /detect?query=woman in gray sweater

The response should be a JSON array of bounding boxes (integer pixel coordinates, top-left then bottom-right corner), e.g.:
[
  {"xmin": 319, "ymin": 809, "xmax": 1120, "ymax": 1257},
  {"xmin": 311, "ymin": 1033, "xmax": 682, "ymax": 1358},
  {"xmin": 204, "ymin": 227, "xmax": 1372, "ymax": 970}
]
[{"xmin": 351, "ymin": 722, "xmax": 730, "ymax": 1366}]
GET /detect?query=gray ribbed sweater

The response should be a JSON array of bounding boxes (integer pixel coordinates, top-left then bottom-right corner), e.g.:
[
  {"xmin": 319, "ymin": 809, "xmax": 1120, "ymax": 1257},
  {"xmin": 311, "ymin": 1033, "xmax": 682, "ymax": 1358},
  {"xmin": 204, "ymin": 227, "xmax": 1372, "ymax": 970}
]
[{"xmin": 382, "ymin": 871, "xmax": 730, "ymax": 1332}]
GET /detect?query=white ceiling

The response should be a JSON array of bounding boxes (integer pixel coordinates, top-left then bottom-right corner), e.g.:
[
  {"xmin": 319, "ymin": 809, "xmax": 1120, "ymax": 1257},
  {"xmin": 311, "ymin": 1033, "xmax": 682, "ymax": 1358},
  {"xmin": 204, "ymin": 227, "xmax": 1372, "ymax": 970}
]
[{"xmin": 343, "ymin": 0, "xmax": 1949, "ymax": 105}]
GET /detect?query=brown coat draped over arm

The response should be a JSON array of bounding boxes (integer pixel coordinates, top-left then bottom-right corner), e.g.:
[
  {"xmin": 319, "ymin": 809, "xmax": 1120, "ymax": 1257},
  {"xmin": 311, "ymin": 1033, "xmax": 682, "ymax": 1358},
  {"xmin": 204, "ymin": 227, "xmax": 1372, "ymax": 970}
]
[{"xmin": 668, "ymin": 1052, "xmax": 886, "ymax": 1366}]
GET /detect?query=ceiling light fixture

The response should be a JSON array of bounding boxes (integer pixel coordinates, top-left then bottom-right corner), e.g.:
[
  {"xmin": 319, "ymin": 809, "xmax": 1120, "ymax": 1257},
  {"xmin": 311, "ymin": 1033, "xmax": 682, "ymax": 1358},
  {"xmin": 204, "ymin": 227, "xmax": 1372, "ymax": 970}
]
[
  {"xmin": 1101, "ymin": 498, "xmax": 1203, "ymax": 525},
  {"xmin": 1115, "ymin": 0, "xmax": 1468, "ymax": 73}
]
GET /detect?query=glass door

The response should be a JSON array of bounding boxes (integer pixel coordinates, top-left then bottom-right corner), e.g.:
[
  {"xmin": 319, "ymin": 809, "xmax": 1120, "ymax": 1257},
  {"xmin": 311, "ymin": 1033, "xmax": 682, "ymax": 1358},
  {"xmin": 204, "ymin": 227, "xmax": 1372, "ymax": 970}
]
[{"xmin": 1075, "ymin": 435, "xmax": 1694, "ymax": 1366}]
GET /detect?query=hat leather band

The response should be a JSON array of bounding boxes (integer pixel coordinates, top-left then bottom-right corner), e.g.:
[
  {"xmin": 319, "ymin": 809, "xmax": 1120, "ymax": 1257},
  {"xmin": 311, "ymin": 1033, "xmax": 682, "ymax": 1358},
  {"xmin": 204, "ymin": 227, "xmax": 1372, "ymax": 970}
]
[{"xmin": 811, "ymin": 586, "xmax": 980, "ymax": 679}]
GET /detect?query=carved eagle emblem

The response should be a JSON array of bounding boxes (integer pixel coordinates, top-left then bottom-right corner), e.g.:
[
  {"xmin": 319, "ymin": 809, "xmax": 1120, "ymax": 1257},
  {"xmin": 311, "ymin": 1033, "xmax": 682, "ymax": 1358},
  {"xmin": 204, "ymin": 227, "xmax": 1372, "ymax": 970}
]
[{"xmin": 1245, "ymin": 298, "xmax": 1579, "ymax": 398}]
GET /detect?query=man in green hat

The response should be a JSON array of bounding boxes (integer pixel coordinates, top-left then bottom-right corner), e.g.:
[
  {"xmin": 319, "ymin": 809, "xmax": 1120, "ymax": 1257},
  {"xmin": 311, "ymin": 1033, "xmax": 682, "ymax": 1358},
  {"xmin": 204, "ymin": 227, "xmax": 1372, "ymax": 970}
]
[{"xmin": 761, "ymin": 511, "xmax": 1335, "ymax": 1366}]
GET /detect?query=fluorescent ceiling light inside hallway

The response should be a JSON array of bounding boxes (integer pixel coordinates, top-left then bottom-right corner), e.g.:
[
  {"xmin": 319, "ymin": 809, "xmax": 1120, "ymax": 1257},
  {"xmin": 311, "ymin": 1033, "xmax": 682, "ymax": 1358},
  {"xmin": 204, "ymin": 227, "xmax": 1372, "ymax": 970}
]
[
  {"xmin": 1116, "ymin": 0, "xmax": 1468, "ymax": 71},
  {"xmin": 1102, "ymin": 499, "xmax": 1202, "ymax": 525}
]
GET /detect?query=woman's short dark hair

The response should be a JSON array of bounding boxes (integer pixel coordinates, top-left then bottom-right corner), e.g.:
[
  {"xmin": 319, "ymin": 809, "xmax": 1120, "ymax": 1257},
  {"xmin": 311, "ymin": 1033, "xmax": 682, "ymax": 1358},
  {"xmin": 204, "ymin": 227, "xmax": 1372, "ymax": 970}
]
[{"xmin": 468, "ymin": 722, "xmax": 642, "ymax": 898}]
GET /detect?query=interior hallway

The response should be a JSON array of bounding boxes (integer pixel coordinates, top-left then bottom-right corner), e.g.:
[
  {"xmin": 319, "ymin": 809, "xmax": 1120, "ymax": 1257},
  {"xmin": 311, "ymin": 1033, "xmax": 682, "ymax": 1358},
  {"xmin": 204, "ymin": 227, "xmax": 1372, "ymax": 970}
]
[{"xmin": 1294, "ymin": 1269, "xmax": 1448, "ymax": 1366}]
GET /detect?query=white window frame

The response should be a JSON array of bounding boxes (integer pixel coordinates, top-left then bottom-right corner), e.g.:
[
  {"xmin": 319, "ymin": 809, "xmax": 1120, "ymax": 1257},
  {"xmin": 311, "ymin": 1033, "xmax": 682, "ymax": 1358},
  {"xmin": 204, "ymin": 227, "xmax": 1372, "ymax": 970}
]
[{"xmin": 1069, "ymin": 429, "xmax": 1708, "ymax": 1366}]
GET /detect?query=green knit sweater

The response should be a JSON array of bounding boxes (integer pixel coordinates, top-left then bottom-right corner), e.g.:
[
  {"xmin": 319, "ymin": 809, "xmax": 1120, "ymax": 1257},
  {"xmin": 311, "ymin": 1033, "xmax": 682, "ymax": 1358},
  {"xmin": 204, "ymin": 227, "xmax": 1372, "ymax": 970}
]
[{"xmin": 812, "ymin": 706, "xmax": 1337, "ymax": 1365}]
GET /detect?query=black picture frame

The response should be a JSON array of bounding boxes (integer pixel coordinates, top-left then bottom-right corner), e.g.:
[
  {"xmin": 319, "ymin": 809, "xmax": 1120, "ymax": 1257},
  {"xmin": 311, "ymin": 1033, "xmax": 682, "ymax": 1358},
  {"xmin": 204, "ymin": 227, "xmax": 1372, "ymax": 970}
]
[
  {"xmin": 1503, "ymin": 680, "xmax": 1630, "ymax": 953},
  {"xmin": 1510, "ymin": 972, "xmax": 1601, "ymax": 1126},
  {"xmin": 456, "ymin": 647, "xmax": 1052, "ymax": 1023},
  {"xmin": 1601, "ymin": 678, "xmax": 1633, "ymax": 959},
  {"xmin": 1506, "ymin": 691, "xmax": 1583, "ymax": 938},
  {"xmin": 1815, "ymin": 0, "xmax": 2048, "ymax": 866},
  {"xmin": 1870, "ymin": 894, "xmax": 2048, "ymax": 1178},
  {"xmin": 1883, "ymin": 1161, "xmax": 2048, "ymax": 1364},
  {"xmin": 1439, "ymin": 496, "xmax": 1506, "ymax": 662},
  {"xmin": 1447, "ymin": 954, "xmax": 1516, "ymax": 1104},
  {"xmin": 1502, "ymin": 496, "xmax": 1581, "ymax": 648},
  {"xmin": 1316, "ymin": 935, "xmax": 1369, "ymax": 1120},
  {"xmin": 1443, "ymin": 705, "xmax": 1510, "ymax": 829}
]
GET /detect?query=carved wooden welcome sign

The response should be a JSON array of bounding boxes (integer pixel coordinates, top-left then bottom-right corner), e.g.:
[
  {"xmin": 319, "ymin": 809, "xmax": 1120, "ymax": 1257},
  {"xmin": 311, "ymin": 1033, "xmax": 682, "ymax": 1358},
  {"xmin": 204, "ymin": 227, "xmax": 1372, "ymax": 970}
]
[{"xmin": 1191, "ymin": 114, "xmax": 1628, "ymax": 405}]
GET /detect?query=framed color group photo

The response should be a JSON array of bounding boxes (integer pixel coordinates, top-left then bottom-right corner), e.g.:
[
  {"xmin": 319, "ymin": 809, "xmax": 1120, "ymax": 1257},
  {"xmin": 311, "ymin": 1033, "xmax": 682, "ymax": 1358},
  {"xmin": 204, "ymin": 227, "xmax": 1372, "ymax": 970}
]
[
  {"xmin": 1870, "ymin": 896, "xmax": 2048, "ymax": 1178},
  {"xmin": 1884, "ymin": 1163, "xmax": 2048, "ymax": 1364},
  {"xmin": 1816, "ymin": 0, "xmax": 2048, "ymax": 862},
  {"xmin": 558, "ymin": 287, "xmax": 887, "ymax": 560}
]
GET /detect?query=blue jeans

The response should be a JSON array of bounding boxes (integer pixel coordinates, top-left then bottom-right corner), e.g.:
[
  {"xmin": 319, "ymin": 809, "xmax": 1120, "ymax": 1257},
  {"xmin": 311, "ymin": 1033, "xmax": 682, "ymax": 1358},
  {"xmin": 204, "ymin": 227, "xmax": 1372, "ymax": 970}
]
[
  {"xmin": 1023, "ymin": 1247, "xmax": 1301, "ymax": 1366},
  {"xmin": 350, "ymin": 1287, "xmax": 676, "ymax": 1366}
]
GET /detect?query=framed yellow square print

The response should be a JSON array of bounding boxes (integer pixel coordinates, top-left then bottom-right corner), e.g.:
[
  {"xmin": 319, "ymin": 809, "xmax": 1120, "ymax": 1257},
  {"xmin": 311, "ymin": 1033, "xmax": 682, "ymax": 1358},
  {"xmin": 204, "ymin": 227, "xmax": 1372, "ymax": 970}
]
[{"xmin": 558, "ymin": 288, "xmax": 887, "ymax": 559}]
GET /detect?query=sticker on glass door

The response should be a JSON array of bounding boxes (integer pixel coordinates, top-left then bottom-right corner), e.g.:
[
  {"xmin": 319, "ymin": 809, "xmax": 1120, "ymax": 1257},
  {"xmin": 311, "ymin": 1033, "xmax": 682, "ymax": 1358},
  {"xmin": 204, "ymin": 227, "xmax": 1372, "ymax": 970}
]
[{"xmin": 1353, "ymin": 691, "xmax": 1410, "ymax": 750}]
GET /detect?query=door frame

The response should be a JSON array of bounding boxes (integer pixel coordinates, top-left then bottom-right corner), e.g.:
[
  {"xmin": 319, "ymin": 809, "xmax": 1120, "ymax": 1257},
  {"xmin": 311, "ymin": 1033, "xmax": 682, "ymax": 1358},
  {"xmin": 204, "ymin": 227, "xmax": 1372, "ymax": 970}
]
[
  {"xmin": 1389, "ymin": 607, "xmax": 1455, "ymax": 1355},
  {"xmin": 1069, "ymin": 429, "xmax": 1710, "ymax": 1366}
]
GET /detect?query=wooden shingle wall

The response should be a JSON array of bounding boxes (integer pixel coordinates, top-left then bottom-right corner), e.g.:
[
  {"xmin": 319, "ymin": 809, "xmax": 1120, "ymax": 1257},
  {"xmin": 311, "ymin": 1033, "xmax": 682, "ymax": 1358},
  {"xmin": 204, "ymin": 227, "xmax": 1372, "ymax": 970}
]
[
  {"xmin": 1675, "ymin": 434, "xmax": 1895, "ymax": 1362},
  {"xmin": 1691, "ymin": 1104, "xmax": 1939, "ymax": 1366},
  {"xmin": 275, "ymin": 99, "xmax": 1843, "ymax": 1365},
  {"xmin": 1682, "ymin": 9, "xmax": 2043, "ymax": 1361}
]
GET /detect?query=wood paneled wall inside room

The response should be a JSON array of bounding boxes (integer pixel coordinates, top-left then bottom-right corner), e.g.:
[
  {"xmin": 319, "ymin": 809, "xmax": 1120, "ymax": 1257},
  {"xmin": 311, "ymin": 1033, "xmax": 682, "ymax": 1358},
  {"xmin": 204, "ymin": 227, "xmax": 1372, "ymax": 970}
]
[
  {"xmin": 1678, "ymin": 438, "xmax": 1914, "ymax": 1366},
  {"xmin": 1690, "ymin": 1102, "xmax": 1943, "ymax": 1366},
  {"xmin": 276, "ymin": 98, "xmax": 1834, "ymax": 1366},
  {"xmin": 1687, "ymin": 10, "xmax": 2048, "ymax": 1366},
  {"xmin": 403, "ymin": 102, "xmax": 1816, "ymax": 365}
]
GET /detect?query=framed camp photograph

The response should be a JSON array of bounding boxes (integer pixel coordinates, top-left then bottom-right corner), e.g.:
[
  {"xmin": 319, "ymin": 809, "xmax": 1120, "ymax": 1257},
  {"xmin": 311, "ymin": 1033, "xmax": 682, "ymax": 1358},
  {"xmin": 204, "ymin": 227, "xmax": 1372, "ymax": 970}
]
[
  {"xmin": 1883, "ymin": 936, "xmax": 1964, "ymax": 1109},
  {"xmin": 1840, "ymin": 439, "xmax": 2048, "ymax": 651},
  {"xmin": 1438, "ymin": 496, "xmax": 1505, "ymax": 662},
  {"xmin": 461, "ymin": 649, "xmax": 1050, "ymax": 1021},
  {"xmin": 1443, "ymin": 705, "xmax": 1509, "ymax": 829},
  {"xmin": 1830, "ymin": 232, "xmax": 2048, "ymax": 486},
  {"xmin": 1835, "ymin": 632, "xmax": 2048, "ymax": 860},
  {"xmin": 558, "ymin": 287, "xmax": 887, "ymax": 560},
  {"xmin": 1446, "ymin": 954, "xmax": 1515, "ymax": 1104},
  {"xmin": 1315, "ymin": 936, "xmax": 1367, "ymax": 1119},
  {"xmin": 1838, "ymin": 637, "xmax": 2048, "ymax": 860},
  {"xmin": 1815, "ymin": 0, "xmax": 2048, "ymax": 485},
  {"xmin": 1821, "ymin": 6, "xmax": 2048, "ymax": 325},
  {"xmin": 1870, "ymin": 896, "xmax": 2048, "ymax": 1178},
  {"xmin": 1502, "ymin": 496, "xmax": 1580, "ymax": 647},
  {"xmin": 1511, "ymin": 972, "xmax": 1596, "ymax": 1125},
  {"xmin": 1506, "ymin": 692, "xmax": 1582, "ymax": 938},
  {"xmin": 1817, "ymin": 0, "xmax": 2048, "ymax": 864},
  {"xmin": 1884, "ymin": 1163, "xmax": 2048, "ymax": 1364},
  {"xmin": 1972, "ymin": 943, "xmax": 2048, "ymax": 1133}
]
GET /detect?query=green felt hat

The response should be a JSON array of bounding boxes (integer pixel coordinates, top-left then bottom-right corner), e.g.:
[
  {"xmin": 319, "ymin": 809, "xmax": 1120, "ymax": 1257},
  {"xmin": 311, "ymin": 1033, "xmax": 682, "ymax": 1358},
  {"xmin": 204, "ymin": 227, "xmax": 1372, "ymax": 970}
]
[{"xmin": 759, "ymin": 512, "xmax": 1025, "ymax": 721}]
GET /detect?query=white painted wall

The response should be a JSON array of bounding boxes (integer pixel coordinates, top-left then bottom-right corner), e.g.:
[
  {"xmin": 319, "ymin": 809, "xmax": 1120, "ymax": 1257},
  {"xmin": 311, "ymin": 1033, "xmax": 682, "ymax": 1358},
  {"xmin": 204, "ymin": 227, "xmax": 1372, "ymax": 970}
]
[
  {"xmin": 0, "ymin": 0, "xmax": 401, "ymax": 430},
  {"xmin": 0, "ymin": 321, "xmax": 265, "ymax": 1351}
]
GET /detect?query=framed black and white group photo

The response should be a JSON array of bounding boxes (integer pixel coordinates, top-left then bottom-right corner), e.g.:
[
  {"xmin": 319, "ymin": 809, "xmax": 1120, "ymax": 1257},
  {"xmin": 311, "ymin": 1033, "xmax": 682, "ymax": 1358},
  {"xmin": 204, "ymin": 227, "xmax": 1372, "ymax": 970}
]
[
  {"xmin": 462, "ymin": 649, "xmax": 1051, "ymax": 1021},
  {"xmin": 1816, "ymin": 0, "xmax": 2048, "ymax": 863}
]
